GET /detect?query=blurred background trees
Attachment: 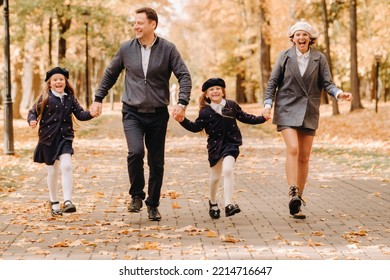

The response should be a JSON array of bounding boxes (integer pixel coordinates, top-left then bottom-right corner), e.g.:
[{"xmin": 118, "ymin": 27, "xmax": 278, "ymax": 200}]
[{"xmin": 0, "ymin": 0, "xmax": 389, "ymax": 118}]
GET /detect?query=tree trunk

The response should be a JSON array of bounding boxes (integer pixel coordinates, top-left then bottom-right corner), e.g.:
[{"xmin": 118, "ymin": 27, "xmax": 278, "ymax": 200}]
[
  {"xmin": 259, "ymin": 0, "xmax": 271, "ymax": 101},
  {"xmin": 57, "ymin": 6, "xmax": 71, "ymax": 63},
  {"xmin": 32, "ymin": 64, "xmax": 41, "ymax": 101},
  {"xmin": 350, "ymin": 0, "xmax": 364, "ymax": 111},
  {"xmin": 13, "ymin": 58, "xmax": 23, "ymax": 119},
  {"xmin": 236, "ymin": 66, "xmax": 247, "ymax": 103},
  {"xmin": 48, "ymin": 17, "xmax": 53, "ymax": 67},
  {"xmin": 321, "ymin": 0, "xmax": 340, "ymax": 115}
]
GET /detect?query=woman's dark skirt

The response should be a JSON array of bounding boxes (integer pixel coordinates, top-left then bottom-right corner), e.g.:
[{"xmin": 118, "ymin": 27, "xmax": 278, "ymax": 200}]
[{"xmin": 277, "ymin": 125, "xmax": 316, "ymax": 136}]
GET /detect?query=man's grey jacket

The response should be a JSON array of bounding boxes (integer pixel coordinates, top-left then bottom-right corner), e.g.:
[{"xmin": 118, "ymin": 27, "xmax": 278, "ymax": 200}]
[{"xmin": 95, "ymin": 36, "xmax": 191, "ymax": 109}]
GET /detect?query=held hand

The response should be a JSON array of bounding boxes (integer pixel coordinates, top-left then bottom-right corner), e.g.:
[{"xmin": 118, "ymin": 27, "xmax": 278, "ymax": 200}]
[
  {"xmin": 90, "ymin": 102, "xmax": 103, "ymax": 117},
  {"xmin": 171, "ymin": 105, "xmax": 185, "ymax": 122},
  {"xmin": 29, "ymin": 120, "xmax": 37, "ymax": 128},
  {"xmin": 262, "ymin": 108, "xmax": 272, "ymax": 121},
  {"xmin": 339, "ymin": 92, "xmax": 353, "ymax": 101}
]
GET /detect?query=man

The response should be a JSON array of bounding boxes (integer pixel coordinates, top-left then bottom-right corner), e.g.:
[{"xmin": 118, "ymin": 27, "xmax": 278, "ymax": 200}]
[{"xmin": 91, "ymin": 7, "xmax": 191, "ymax": 221}]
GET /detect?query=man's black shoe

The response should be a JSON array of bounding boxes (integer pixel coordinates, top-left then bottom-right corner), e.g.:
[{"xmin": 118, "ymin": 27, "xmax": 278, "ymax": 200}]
[
  {"xmin": 147, "ymin": 206, "xmax": 161, "ymax": 221},
  {"xmin": 128, "ymin": 197, "xmax": 143, "ymax": 212}
]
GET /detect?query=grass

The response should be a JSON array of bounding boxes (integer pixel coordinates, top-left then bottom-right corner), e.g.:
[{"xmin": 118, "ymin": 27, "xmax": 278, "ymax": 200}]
[{"xmin": 313, "ymin": 145, "xmax": 390, "ymax": 181}]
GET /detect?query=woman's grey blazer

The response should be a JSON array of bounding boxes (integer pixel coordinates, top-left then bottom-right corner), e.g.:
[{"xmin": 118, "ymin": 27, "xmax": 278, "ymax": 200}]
[{"xmin": 264, "ymin": 46, "xmax": 340, "ymax": 130}]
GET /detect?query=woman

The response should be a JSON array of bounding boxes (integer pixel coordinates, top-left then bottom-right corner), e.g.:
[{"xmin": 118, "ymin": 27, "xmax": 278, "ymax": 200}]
[{"xmin": 263, "ymin": 21, "xmax": 352, "ymax": 219}]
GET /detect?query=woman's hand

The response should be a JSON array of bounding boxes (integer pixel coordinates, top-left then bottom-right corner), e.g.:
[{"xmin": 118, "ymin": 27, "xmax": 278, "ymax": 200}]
[
  {"xmin": 29, "ymin": 120, "xmax": 37, "ymax": 128},
  {"xmin": 338, "ymin": 92, "xmax": 353, "ymax": 101}
]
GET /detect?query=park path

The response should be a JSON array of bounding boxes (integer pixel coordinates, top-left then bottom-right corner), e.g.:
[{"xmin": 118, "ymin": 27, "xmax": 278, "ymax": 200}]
[{"xmin": 0, "ymin": 104, "xmax": 389, "ymax": 260}]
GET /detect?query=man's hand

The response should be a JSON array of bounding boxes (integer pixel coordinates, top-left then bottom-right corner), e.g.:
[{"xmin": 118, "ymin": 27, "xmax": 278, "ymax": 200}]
[
  {"xmin": 90, "ymin": 102, "xmax": 103, "ymax": 117},
  {"xmin": 172, "ymin": 105, "xmax": 185, "ymax": 122}
]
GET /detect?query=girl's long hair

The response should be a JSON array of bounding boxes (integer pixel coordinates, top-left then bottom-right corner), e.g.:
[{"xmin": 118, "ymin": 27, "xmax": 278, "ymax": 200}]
[{"xmin": 33, "ymin": 77, "xmax": 76, "ymax": 121}]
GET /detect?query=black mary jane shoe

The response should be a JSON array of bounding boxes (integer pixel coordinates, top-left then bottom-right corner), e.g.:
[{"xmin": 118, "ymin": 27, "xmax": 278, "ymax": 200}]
[
  {"xmin": 62, "ymin": 200, "xmax": 77, "ymax": 213},
  {"xmin": 225, "ymin": 204, "xmax": 241, "ymax": 217},
  {"xmin": 209, "ymin": 200, "xmax": 221, "ymax": 219},
  {"xmin": 49, "ymin": 201, "xmax": 63, "ymax": 217}
]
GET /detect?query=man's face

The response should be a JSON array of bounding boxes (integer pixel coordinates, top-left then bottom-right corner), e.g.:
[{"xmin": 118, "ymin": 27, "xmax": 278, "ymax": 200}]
[{"xmin": 133, "ymin": 12, "xmax": 156, "ymax": 40}]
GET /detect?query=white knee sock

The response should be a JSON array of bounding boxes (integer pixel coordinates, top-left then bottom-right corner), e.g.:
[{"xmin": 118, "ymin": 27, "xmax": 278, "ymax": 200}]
[
  {"xmin": 209, "ymin": 160, "xmax": 222, "ymax": 208},
  {"xmin": 47, "ymin": 161, "xmax": 60, "ymax": 210},
  {"xmin": 222, "ymin": 156, "xmax": 235, "ymax": 207},
  {"xmin": 59, "ymin": 153, "xmax": 73, "ymax": 204}
]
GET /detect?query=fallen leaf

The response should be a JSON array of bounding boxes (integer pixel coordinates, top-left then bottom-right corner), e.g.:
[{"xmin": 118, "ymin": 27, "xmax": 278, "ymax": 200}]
[
  {"xmin": 35, "ymin": 250, "xmax": 51, "ymax": 256},
  {"xmin": 95, "ymin": 192, "xmax": 105, "ymax": 198},
  {"xmin": 308, "ymin": 238, "xmax": 323, "ymax": 247},
  {"xmin": 49, "ymin": 241, "xmax": 70, "ymax": 248},
  {"xmin": 128, "ymin": 241, "xmax": 161, "ymax": 251},
  {"xmin": 220, "ymin": 234, "xmax": 244, "ymax": 243},
  {"xmin": 273, "ymin": 235, "xmax": 283, "ymax": 240},
  {"xmin": 205, "ymin": 231, "xmax": 218, "ymax": 237},
  {"xmin": 289, "ymin": 241, "xmax": 304, "ymax": 246}
]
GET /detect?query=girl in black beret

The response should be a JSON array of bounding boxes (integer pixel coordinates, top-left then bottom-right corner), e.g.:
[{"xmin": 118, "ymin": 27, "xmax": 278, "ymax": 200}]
[
  {"xmin": 176, "ymin": 78, "xmax": 267, "ymax": 219},
  {"xmin": 27, "ymin": 67, "xmax": 97, "ymax": 217}
]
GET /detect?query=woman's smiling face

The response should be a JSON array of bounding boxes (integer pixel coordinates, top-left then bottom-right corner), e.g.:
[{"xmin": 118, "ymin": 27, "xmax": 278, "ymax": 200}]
[{"xmin": 292, "ymin": 30, "xmax": 311, "ymax": 53}]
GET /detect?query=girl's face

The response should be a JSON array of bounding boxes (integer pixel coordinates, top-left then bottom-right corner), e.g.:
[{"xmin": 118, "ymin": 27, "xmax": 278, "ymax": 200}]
[
  {"xmin": 206, "ymin": 86, "xmax": 224, "ymax": 104},
  {"xmin": 49, "ymin": 73, "xmax": 66, "ymax": 93},
  {"xmin": 292, "ymin": 30, "xmax": 310, "ymax": 53}
]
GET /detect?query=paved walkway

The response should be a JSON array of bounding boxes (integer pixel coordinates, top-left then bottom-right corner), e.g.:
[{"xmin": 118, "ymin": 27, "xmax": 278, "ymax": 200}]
[{"xmin": 0, "ymin": 105, "xmax": 389, "ymax": 261}]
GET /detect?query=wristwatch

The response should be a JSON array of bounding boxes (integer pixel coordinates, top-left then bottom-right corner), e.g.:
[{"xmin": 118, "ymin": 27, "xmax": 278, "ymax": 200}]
[{"xmin": 178, "ymin": 103, "xmax": 187, "ymax": 111}]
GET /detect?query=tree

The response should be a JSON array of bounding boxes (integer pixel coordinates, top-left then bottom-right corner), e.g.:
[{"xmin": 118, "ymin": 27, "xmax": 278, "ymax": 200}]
[
  {"xmin": 258, "ymin": 0, "xmax": 271, "ymax": 99},
  {"xmin": 321, "ymin": 0, "xmax": 340, "ymax": 115},
  {"xmin": 349, "ymin": 0, "xmax": 363, "ymax": 110},
  {"xmin": 57, "ymin": 3, "xmax": 71, "ymax": 62}
]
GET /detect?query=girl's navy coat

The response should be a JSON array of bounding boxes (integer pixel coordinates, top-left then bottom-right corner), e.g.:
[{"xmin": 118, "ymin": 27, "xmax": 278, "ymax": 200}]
[
  {"xmin": 180, "ymin": 99, "xmax": 266, "ymax": 166},
  {"xmin": 28, "ymin": 91, "xmax": 93, "ymax": 146}
]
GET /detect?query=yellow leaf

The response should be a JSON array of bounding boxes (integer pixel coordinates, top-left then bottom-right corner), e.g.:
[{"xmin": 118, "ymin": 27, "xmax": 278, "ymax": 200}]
[
  {"xmin": 49, "ymin": 241, "xmax": 70, "ymax": 248},
  {"xmin": 220, "ymin": 234, "xmax": 243, "ymax": 243},
  {"xmin": 307, "ymin": 238, "xmax": 323, "ymax": 247},
  {"xmin": 206, "ymin": 231, "xmax": 218, "ymax": 237},
  {"xmin": 144, "ymin": 241, "xmax": 161, "ymax": 250},
  {"xmin": 273, "ymin": 235, "xmax": 283, "ymax": 240},
  {"xmin": 311, "ymin": 231, "xmax": 325, "ymax": 237},
  {"xmin": 172, "ymin": 203, "xmax": 181, "ymax": 209},
  {"xmin": 35, "ymin": 250, "xmax": 51, "ymax": 255},
  {"xmin": 96, "ymin": 192, "xmax": 105, "ymax": 198}
]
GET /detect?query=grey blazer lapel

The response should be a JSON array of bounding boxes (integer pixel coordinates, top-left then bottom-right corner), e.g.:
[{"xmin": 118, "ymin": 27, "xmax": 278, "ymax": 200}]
[
  {"xmin": 287, "ymin": 48, "xmax": 308, "ymax": 94},
  {"xmin": 303, "ymin": 49, "xmax": 321, "ymax": 82}
]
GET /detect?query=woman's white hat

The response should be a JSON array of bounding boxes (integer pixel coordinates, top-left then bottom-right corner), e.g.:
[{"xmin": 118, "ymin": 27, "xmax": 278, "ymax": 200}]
[{"xmin": 288, "ymin": 21, "xmax": 319, "ymax": 38}]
